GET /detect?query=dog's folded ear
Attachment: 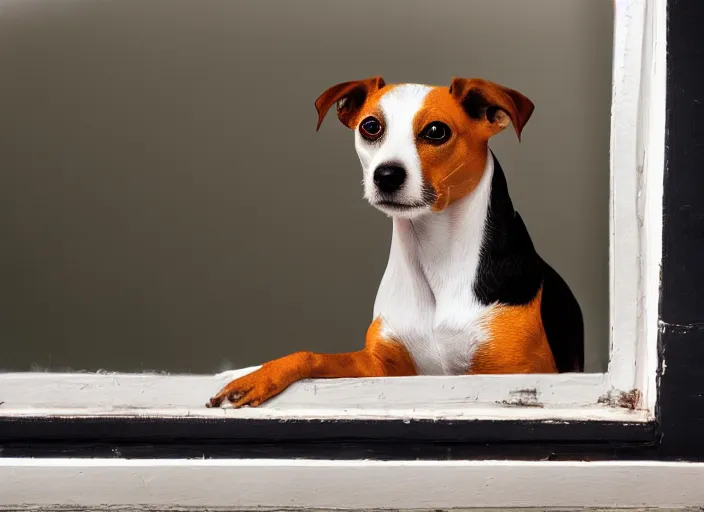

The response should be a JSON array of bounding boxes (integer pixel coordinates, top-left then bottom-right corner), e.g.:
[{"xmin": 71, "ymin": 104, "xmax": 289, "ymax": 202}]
[
  {"xmin": 449, "ymin": 77, "xmax": 534, "ymax": 141},
  {"xmin": 315, "ymin": 76, "xmax": 386, "ymax": 131}
]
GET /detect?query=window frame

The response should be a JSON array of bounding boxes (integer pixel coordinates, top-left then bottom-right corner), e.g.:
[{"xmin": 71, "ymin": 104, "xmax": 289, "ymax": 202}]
[
  {"xmin": 0, "ymin": 0, "xmax": 662, "ymax": 426},
  {"xmin": 6, "ymin": 0, "xmax": 704, "ymax": 508},
  {"xmin": 1, "ymin": 0, "xmax": 694, "ymax": 457}
]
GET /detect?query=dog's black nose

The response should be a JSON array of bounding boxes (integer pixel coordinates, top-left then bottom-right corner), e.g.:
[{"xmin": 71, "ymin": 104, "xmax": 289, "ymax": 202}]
[{"xmin": 373, "ymin": 165, "xmax": 406, "ymax": 194}]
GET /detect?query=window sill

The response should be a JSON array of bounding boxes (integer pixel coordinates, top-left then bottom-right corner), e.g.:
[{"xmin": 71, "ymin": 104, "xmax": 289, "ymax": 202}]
[
  {"xmin": 1, "ymin": 459, "xmax": 703, "ymax": 510},
  {"xmin": 0, "ymin": 369, "xmax": 650, "ymax": 422}
]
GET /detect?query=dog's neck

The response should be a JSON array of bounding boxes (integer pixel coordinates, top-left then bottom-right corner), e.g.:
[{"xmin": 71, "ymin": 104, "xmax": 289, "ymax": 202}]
[
  {"xmin": 374, "ymin": 150, "xmax": 543, "ymax": 374},
  {"xmin": 390, "ymin": 151, "xmax": 495, "ymax": 299}
]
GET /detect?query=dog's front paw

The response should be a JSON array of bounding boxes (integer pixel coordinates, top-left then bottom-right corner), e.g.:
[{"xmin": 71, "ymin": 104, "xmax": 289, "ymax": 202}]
[{"xmin": 206, "ymin": 366, "xmax": 286, "ymax": 408}]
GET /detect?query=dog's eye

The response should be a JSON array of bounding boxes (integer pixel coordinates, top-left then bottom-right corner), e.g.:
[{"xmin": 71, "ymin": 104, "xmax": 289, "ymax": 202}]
[
  {"xmin": 359, "ymin": 116, "xmax": 383, "ymax": 141},
  {"xmin": 421, "ymin": 121, "xmax": 451, "ymax": 144}
]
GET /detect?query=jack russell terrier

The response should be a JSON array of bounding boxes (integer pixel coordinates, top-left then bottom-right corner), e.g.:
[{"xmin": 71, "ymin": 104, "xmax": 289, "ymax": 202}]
[{"xmin": 207, "ymin": 76, "xmax": 584, "ymax": 408}]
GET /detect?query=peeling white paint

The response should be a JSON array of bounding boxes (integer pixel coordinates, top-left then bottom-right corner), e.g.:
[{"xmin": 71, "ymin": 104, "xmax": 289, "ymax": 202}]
[{"xmin": 606, "ymin": 0, "xmax": 664, "ymax": 413}]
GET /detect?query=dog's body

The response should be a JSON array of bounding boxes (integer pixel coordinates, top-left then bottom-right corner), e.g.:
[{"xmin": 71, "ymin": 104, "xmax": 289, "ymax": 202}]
[
  {"xmin": 208, "ymin": 77, "xmax": 583, "ymax": 409},
  {"xmin": 374, "ymin": 150, "xmax": 583, "ymax": 376}
]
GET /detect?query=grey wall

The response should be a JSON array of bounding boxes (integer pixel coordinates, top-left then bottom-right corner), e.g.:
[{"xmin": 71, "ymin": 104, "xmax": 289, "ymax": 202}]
[{"xmin": 0, "ymin": 0, "xmax": 613, "ymax": 374}]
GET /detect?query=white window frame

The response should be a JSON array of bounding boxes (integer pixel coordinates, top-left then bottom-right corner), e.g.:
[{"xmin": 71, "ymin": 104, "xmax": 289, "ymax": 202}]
[{"xmin": 0, "ymin": 0, "xmax": 665, "ymax": 425}]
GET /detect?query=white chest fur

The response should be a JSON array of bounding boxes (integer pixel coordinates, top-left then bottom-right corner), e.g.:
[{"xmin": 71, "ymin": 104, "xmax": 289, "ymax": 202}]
[{"xmin": 372, "ymin": 154, "xmax": 495, "ymax": 375}]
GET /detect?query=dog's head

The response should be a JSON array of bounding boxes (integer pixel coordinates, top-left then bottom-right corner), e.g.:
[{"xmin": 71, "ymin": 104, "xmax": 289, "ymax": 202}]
[{"xmin": 315, "ymin": 77, "xmax": 534, "ymax": 218}]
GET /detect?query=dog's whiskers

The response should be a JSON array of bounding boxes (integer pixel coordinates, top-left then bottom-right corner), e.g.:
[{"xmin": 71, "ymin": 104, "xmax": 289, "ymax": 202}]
[
  {"xmin": 439, "ymin": 162, "xmax": 466, "ymax": 185},
  {"xmin": 443, "ymin": 186, "xmax": 452, "ymax": 209}
]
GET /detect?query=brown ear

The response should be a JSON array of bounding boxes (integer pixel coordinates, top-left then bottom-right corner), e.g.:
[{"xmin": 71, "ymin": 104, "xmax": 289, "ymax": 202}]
[
  {"xmin": 449, "ymin": 77, "xmax": 534, "ymax": 141},
  {"xmin": 315, "ymin": 76, "xmax": 386, "ymax": 131}
]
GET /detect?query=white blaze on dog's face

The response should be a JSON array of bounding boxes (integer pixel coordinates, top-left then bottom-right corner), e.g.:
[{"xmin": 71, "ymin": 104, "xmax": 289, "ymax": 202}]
[
  {"xmin": 354, "ymin": 84, "xmax": 433, "ymax": 218},
  {"xmin": 315, "ymin": 76, "xmax": 534, "ymax": 218}
]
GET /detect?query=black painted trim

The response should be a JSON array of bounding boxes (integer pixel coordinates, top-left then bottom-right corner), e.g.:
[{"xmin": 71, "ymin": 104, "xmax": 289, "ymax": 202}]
[
  {"xmin": 2, "ymin": 0, "xmax": 704, "ymax": 462},
  {"xmin": 0, "ymin": 417, "xmax": 657, "ymax": 460},
  {"xmin": 0, "ymin": 439, "xmax": 660, "ymax": 461},
  {"xmin": 655, "ymin": 0, "xmax": 704, "ymax": 460},
  {"xmin": 0, "ymin": 417, "xmax": 654, "ymax": 443}
]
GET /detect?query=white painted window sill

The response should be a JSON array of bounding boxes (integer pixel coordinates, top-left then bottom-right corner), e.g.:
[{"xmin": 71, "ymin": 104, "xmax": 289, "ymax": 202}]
[
  {"xmin": 0, "ymin": 368, "xmax": 649, "ymax": 422},
  {"xmin": 1, "ymin": 459, "xmax": 703, "ymax": 510}
]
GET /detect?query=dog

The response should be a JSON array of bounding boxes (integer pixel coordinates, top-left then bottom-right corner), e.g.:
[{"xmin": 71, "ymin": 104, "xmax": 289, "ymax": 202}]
[{"xmin": 207, "ymin": 76, "xmax": 583, "ymax": 409}]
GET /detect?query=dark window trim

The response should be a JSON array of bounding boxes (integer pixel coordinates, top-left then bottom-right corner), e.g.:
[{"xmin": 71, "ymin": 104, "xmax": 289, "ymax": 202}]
[
  {"xmin": 1, "ymin": 0, "xmax": 702, "ymax": 462},
  {"xmin": 653, "ymin": 0, "xmax": 704, "ymax": 462}
]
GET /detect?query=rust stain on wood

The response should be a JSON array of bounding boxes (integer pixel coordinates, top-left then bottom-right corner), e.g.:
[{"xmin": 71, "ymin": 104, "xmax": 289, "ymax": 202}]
[{"xmin": 598, "ymin": 389, "xmax": 642, "ymax": 410}]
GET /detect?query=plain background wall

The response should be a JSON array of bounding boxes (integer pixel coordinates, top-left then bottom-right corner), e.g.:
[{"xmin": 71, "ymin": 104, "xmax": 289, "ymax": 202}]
[{"xmin": 0, "ymin": 0, "xmax": 613, "ymax": 373}]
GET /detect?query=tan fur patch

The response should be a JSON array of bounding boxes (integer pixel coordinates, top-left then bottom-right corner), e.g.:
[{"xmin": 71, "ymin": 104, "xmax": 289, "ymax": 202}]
[
  {"xmin": 414, "ymin": 87, "xmax": 493, "ymax": 210},
  {"xmin": 351, "ymin": 84, "xmax": 398, "ymax": 129},
  {"xmin": 470, "ymin": 288, "xmax": 557, "ymax": 374}
]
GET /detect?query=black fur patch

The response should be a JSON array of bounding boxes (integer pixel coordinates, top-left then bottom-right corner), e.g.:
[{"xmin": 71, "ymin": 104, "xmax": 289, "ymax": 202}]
[
  {"xmin": 473, "ymin": 153, "xmax": 584, "ymax": 372},
  {"xmin": 473, "ymin": 154, "xmax": 543, "ymax": 306}
]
